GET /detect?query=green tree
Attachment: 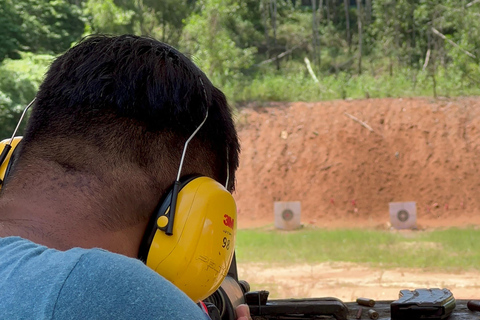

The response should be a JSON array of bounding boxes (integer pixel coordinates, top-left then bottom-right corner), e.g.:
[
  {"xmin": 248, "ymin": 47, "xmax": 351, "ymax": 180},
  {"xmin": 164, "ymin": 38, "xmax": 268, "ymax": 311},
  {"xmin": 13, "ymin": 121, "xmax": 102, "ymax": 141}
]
[
  {"xmin": 136, "ymin": 0, "xmax": 192, "ymax": 45},
  {"xmin": 0, "ymin": 0, "xmax": 23, "ymax": 62},
  {"xmin": 83, "ymin": 0, "xmax": 135, "ymax": 35},
  {"xmin": 14, "ymin": 0, "xmax": 84, "ymax": 54},
  {"xmin": 0, "ymin": 0, "xmax": 83, "ymax": 136},
  {"xmin": 431, "ymin": 0, "xmax": 480, "ymax": 87},
  {"xmin": 182, "ymin": 0, "xmax": 257, "ymax": 85},
  {"xmin": 102, "ymin": 0, "xmax": 194, "ymax": 47},
  {"xmin": 0, "ymin": 54, "xmax": 53, "ymax": 138}
]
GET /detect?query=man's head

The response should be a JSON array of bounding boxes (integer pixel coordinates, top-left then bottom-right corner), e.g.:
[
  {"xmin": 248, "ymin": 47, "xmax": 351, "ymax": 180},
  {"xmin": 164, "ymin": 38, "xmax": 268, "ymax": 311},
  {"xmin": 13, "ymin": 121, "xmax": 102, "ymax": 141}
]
[{"xmin": 3, "ymin": 35, "xmax": 239, "ymax": 232}]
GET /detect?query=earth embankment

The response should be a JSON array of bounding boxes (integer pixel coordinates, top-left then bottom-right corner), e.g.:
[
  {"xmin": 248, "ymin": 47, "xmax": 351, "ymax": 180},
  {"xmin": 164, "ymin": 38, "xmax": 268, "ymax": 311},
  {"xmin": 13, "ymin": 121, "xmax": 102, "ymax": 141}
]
[{"xmin": 234, "ymin": 97, "xmax": 480, "ymax": 229}]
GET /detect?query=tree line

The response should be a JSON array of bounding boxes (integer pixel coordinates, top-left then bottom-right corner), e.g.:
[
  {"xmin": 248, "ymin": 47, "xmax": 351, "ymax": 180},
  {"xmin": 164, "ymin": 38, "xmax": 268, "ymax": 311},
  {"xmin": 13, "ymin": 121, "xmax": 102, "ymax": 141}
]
[{"xmin": 1, "ymin": 0, "xmax": 480, "ymax": 137}]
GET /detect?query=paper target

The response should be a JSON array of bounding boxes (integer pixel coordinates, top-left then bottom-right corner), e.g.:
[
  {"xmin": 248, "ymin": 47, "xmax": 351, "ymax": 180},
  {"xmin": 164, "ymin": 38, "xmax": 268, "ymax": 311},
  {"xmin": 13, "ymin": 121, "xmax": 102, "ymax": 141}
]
[
  {"xmin": 389, "ymin": 202, "xmax": 417, "ymax": 229},
  {"xmin": 274, "ymin": 202, "xmax": 301, "ymax": 230}
]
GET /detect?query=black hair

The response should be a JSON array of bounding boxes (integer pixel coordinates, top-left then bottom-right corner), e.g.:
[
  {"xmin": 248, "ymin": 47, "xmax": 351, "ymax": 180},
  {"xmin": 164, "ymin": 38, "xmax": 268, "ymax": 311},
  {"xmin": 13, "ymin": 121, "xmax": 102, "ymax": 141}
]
[{"xmin": 12, "ymin": 35, "xmax": 239, "ymax": 218}]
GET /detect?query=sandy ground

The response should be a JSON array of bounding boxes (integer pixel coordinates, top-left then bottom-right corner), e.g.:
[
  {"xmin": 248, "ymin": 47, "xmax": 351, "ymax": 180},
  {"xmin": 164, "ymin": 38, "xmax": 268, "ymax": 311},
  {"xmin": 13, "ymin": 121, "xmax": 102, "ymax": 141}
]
[
  {"xmin": 233, "ymin": 97, "xmax": 480, "ymax": 301},
  {"xmin": 238, "ymin": 262, "xmax": 480, "ymax": 301}
]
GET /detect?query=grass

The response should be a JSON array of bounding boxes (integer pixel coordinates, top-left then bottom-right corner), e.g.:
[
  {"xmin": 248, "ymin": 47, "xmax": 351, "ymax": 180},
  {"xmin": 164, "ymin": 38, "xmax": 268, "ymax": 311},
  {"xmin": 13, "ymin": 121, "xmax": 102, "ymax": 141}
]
[
  {"xmin": 235, "ymin": 227, "xmax": 480, "ymax": 272},
  {"xmin": 220, "ymin": 67, "xmax": 480, "ymax": 106}
]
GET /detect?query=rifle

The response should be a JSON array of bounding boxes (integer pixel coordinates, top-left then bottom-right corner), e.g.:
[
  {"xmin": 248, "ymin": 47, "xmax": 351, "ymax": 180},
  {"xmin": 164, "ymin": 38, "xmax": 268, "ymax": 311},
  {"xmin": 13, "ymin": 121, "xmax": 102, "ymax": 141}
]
[
  {"xmin": 204, "ymin": 258, "xmax": 458, "ymax": 320},
  {"xmin": 204, "ymin": 254, "xmax": 349, "ymax": 320}
]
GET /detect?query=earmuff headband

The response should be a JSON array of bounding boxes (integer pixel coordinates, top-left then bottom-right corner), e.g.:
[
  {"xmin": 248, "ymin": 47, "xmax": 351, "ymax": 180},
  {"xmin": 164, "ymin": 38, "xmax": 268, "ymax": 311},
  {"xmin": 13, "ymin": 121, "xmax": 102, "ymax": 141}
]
[
  {"xmin": 166, "ymin": 78, "xmax": 209, "ymax": 235},
  {"xmin": 225, "ymin": 147, "xmax": 229, "ymax": 189},
  {"xmin": 9, "ymin": 98, "xmax": 35, "ymax": 144},
  {"xmin": 166, "ymin": 108, "xmax": 209, "ymax": 235}
]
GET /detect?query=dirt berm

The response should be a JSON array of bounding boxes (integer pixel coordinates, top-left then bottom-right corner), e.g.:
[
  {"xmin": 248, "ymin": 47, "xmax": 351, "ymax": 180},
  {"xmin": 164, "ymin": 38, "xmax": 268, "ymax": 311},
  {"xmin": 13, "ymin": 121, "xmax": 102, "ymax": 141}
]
[{"xmin": 234, "ymin": 97, "xmax": 480, "ymax": 229}]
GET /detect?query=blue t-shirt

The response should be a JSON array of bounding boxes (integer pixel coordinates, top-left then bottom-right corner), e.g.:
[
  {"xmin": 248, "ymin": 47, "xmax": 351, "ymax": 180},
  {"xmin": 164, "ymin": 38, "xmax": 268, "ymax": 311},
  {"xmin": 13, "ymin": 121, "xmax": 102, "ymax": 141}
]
[{"xmin": 0, "ymin": 237, "xmax": 209, "ymax": 319}]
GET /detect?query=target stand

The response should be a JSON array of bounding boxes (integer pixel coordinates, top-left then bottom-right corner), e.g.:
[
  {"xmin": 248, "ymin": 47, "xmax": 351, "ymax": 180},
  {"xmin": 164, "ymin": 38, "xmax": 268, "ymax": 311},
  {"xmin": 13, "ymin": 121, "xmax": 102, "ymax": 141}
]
[
  {"xmin": 274, "ymin": 201, "xmax": 301, "ymax": 230},
  {"xmin": 389, "ymin": 202, "xmax": 417, "ymax": 230}
]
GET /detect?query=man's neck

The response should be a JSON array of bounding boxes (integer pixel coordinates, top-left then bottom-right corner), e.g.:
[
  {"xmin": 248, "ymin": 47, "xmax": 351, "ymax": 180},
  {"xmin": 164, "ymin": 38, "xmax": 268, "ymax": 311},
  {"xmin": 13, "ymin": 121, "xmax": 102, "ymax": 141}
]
[
  {"xmin": 0, "ymin": 157, "xmax": 163, "ymax": 258},
  {"xmin": 0, "ymin": 191, "xmax": 149, "ymax": 258}
]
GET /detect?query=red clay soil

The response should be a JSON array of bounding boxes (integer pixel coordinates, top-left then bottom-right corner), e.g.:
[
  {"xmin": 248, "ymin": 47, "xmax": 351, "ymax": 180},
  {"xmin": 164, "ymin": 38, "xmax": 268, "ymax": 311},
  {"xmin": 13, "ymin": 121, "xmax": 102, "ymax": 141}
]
[{"xmin": 233, "ymin": 97, "xmax": 480, "ymax": 230}]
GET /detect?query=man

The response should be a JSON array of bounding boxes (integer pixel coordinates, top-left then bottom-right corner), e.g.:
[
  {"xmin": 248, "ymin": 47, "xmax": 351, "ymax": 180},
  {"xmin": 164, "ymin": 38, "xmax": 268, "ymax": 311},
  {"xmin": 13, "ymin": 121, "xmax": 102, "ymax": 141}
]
[{"xmin": 0, "ymin": 35, "xmax": 250, "ymax": 319}]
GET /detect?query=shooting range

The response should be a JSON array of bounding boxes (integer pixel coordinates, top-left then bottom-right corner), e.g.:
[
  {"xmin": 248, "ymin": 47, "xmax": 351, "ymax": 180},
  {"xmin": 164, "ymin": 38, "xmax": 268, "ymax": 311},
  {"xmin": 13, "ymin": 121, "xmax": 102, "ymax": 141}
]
[{"xmin": 4, "ymin": 1, "xmax": 480, "ymax": 319}]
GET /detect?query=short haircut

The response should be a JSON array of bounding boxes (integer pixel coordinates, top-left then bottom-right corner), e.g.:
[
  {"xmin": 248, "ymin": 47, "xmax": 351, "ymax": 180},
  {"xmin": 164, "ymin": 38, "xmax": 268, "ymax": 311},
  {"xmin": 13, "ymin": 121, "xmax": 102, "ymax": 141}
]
[{"xmin": 9, "ymin": 35, "xmax": 239, "ymax": 220}]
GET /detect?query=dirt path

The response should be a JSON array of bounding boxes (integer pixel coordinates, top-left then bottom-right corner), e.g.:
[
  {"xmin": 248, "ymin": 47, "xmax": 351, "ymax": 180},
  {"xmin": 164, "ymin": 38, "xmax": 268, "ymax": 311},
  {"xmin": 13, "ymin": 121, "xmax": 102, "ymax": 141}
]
[{"xmin": 238, "ymin": 262, "xmax": 480, "ymax": 301}]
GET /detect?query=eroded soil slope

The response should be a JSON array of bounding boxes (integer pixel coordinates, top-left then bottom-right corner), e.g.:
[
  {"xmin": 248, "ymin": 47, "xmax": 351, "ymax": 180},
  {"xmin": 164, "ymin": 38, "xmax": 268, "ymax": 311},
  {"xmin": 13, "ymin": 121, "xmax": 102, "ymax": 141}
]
[{"xmin": 234, "ymin": 97, "xmax": 480, "ymax": 229}]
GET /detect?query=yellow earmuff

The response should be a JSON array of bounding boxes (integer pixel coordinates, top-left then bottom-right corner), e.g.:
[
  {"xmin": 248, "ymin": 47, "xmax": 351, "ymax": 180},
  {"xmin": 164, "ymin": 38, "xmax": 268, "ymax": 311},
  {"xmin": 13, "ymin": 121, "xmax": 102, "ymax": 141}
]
[
  {"xmin": 0, "ymin": 137, "xmax": 22, "ymax": 189},
  {"xmin": 139, "ymin": 176, "xmax": 237, "ymax": 302}
]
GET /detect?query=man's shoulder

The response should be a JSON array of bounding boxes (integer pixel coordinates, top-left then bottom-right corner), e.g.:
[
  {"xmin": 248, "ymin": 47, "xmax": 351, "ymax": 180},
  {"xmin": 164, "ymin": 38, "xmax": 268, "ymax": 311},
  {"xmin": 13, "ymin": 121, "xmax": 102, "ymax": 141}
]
[
  {"xmin": 0, "ymin": 236, "xmax": 155, "ymax": 282},
  {"xmin": 0, "ymin": 236, "xmax": 131, "ymax": 274},
  {"xmin": 57, "ymin": 244, "xmax": 209, "ymax": 319},
  {"xmin": 0, "ymin": 237, "xmax": 93, "ymax": 318},
  {"xmin": 64, "ymin": 245, "xmax": 174, "ymax": 293},
  {"xmin": 0, "ymin": 236, "xmax": 85, "ymax": 280},
  {"xmin": 0, "ymin": 237, "xmax": 208, "ymax": 319}
]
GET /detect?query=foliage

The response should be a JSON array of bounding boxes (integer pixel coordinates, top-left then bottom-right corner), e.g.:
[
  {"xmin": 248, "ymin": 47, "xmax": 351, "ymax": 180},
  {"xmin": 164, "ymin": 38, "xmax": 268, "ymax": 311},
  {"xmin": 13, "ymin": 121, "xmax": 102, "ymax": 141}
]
[
  {"xmin": 83, "ymin": 0, "xmax": 135, "ymax": 35},
  {"xmin": 0, "ymin": 0, "xmax": 23, "ymax": 62},
  {"xmin": 222, "ymin": 63, "xmax": 480, "ymax": 105},
  {"xmin": 83, "ymin": 0, "xmax": 193, "ymax": 45},
  {"xmin": 0, "ymin": 53, "xmax": 53, "ymax": 138},
  {"xmin": 107, "ymin": 0, "xmax": 193, "ymax": 47},
  {"xmin": 14, "ymin": 0, "xmax": 84, "ymax": 54},
  {"xmin": 182, "ymin": 0, "xmax": 257, "ymax": 85},
  {"xmin": 1, "ymin": 0, "xmax": 480, "ymax": 130},
  {"xmin": 438, "ymin": 0, "xmax": 480, "ymax": 84},
  {"xmin": 372, "ymin": 0, "xmax": 422, "ymax": 68},
  {"xmin": 134, "ymin": 0, "xmax": 192, "ymax": 45}
]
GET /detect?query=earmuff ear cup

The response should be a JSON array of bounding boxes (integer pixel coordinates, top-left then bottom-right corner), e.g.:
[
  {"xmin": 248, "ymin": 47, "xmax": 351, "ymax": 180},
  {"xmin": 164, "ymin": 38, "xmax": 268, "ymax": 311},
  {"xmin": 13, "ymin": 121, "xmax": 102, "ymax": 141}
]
[
  {"xmin": 145, "ymin": 176, "xmax": 237, "ymax": 302},
  {"xmin": 0, "ymin": 137, "xmax": 22, "ymax": 189}
]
